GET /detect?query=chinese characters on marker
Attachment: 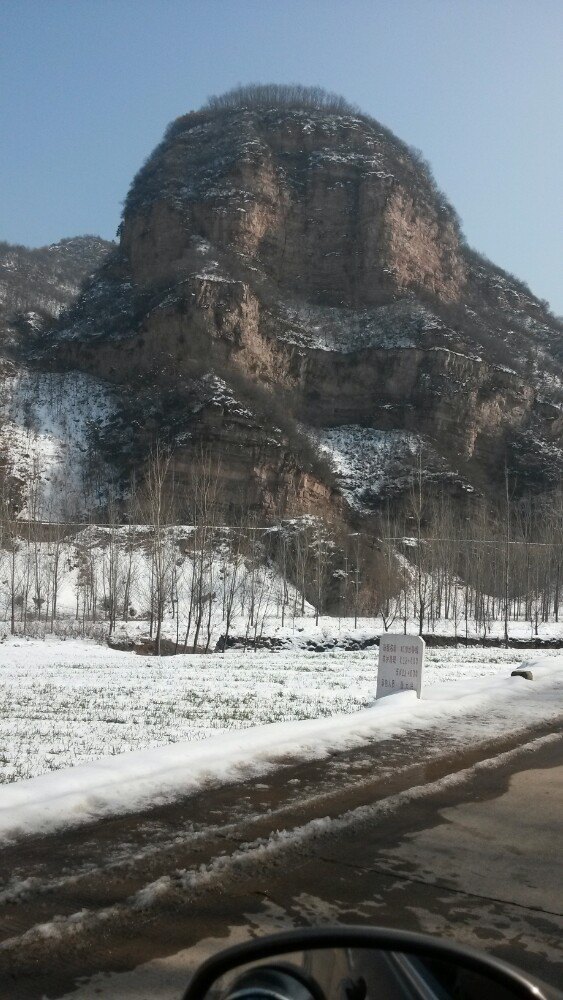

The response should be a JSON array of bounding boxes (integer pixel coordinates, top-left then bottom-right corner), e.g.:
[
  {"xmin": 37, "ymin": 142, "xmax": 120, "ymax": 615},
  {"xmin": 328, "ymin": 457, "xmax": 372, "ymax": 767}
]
[{"xmin": 377, "ymin": 636, "xmax": 425, "ymax": 699}]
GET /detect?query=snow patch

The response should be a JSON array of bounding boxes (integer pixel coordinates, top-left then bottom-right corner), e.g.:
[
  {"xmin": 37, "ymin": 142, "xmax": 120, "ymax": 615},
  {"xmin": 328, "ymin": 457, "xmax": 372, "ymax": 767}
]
[
  {"xmin": 278, "ymin": 300, "xmax": 431, "ymax": 352},
  {"xmin": 310, "ymin": 425, "xmax": 425, "ymax": 508},
  {"xmin": 0, "ymin": 369, "xmax": 118, "ymax": 518}
]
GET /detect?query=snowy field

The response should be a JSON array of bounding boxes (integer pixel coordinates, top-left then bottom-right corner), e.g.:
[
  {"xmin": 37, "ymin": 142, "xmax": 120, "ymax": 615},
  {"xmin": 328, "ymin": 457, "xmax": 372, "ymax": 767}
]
[
  {"xmin": 1, "ymin": 636, "xmax": 561, "ymax": 785},
  {"xmin": 0, "ymin": 640, "xmax": 561, "ymax": 843}
]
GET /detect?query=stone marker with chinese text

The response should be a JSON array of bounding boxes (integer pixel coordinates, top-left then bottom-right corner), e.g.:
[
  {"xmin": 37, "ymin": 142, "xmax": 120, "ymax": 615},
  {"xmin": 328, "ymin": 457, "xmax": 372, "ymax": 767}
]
[{"xmin": 377, "ymin": 634, "xmax": 425, "ymax": 699}]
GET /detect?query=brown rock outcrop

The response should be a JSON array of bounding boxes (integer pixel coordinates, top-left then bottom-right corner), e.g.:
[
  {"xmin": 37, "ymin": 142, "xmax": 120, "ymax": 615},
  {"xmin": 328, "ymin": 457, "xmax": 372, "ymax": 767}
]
[{"xmin": 48, "ymin": 96, "xmax": 563, "ymax": 516}]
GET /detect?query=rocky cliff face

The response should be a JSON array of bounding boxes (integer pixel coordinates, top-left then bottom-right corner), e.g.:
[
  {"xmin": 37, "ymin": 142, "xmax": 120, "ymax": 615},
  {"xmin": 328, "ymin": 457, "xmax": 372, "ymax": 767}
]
[
  {"xmin": 37, "ymin": 97, "xmax": 563, "ymax": 518},
  {"xmin": 118, "ymin": 108, "xmax": 466, "ymax": 306}
]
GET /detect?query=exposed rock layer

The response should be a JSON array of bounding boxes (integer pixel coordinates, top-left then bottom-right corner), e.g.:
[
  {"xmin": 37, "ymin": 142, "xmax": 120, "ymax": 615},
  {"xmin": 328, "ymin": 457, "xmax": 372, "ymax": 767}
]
[{"xmin": 39, "ymin": 104, "xmax": 563, "ymax": 515}]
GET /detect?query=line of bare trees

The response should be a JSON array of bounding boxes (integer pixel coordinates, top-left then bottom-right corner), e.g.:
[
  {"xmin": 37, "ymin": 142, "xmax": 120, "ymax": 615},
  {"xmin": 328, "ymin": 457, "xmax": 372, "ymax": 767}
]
[
  {"xmin": 4, "ymin": 443, "xmax": 563, "ymax": 649},
  {"xmin": 373, "ymin": 468, "xmax": 563, "ymax": 640},
  {"xmin": 0, "ymin": 447, "xmax": 341, "ymax": 651}
]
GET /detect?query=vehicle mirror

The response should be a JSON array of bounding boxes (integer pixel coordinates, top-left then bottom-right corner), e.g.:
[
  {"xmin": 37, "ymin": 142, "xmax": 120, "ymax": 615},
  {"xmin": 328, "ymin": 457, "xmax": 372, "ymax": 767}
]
[{"xmin": 183, "ymin": 928, "xmax": 554, "ymax": 1000}]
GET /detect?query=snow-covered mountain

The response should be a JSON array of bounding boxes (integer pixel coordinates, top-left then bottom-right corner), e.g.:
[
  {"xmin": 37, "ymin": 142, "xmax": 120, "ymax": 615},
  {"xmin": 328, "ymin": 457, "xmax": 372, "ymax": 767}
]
[{"xmin": 4, "ymin": 87, "xmax": 563, "ymax": 522}]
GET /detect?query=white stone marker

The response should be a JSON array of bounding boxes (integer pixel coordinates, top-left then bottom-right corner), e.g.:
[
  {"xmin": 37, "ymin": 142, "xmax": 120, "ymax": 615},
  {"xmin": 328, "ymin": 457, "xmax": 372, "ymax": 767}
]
[{"xmin": 377, "ymin": 634, "xmax": 425, "ymax": 699}]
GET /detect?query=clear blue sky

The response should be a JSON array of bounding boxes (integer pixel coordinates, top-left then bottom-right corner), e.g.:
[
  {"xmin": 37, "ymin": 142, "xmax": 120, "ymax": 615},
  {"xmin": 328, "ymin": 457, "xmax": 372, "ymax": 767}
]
[{"xmin": 1, "ymin": 0, "xmax": 561, "ymax": 312}]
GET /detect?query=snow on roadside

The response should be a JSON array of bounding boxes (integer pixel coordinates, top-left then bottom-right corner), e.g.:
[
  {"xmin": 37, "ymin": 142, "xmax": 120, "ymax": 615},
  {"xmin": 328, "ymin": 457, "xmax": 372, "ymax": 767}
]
[
  {"xmin": 0, "ymin": 651, "xmax": 561, "ymax": 843},
  {"xmin": 0, "ymin": 638, "xmax": 553, "ymax": 784}
]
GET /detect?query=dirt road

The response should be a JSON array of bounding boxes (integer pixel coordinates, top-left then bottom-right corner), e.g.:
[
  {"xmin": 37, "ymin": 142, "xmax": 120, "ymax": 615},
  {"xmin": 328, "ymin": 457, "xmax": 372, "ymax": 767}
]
[{"xmin": 0, "ymin": 718, "xmax": 561, "ymax": 998}]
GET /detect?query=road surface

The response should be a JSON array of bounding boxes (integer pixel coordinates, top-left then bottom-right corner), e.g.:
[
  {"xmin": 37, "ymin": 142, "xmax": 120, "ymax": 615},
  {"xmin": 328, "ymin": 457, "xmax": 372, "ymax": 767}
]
[{"xmin": 0, "ymin": 718, "xmax": 561, "ymax": 998}]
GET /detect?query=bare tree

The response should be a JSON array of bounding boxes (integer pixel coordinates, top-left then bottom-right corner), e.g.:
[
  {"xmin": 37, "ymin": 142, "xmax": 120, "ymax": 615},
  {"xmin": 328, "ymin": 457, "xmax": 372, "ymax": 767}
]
[
  {"xmin": 181, "ymin": 449, "xmax": 222, "ymax": 653},
  {"xmin": 138, "ymin": 443, "xmax": 176, "ymax": 655}
]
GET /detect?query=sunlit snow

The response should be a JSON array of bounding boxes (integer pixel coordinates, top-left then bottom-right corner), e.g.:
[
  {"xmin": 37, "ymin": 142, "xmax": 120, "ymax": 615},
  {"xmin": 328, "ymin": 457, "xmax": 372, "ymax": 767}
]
[
  {"xmin": 0, "ymin": 641, "xmax": 560, "ymax": 842},
  {"xmin": 0, "ymin": 369, "xmax": 118, "ymax": 518}
]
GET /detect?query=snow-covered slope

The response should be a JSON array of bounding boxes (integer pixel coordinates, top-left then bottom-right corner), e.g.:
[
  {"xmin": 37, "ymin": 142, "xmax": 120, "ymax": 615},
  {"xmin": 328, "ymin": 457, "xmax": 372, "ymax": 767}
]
[
  {"xmin": 310, "ymin": 425, "xmax": 456, "ymax": 508},
  {"xmin": 0, "ymin": 367, "xmax": 119, "ymax": 517}
]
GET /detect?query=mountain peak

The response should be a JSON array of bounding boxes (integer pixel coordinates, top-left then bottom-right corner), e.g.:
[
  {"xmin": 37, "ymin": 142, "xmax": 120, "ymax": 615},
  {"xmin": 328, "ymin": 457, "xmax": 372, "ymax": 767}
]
[{"xmin": 7, "ymin": 92, "xmax": 563, "ymax": 520}]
